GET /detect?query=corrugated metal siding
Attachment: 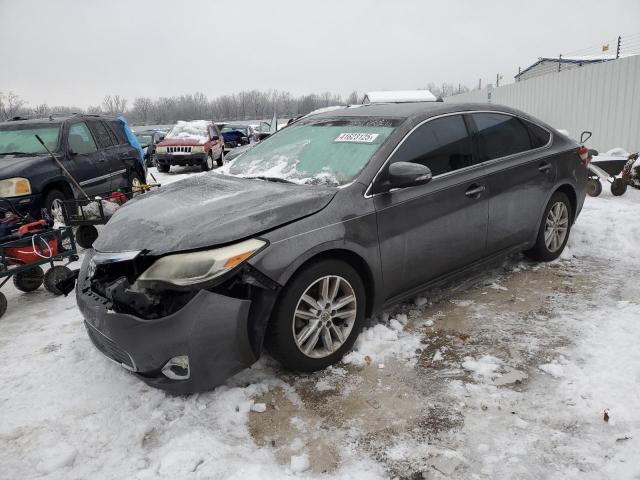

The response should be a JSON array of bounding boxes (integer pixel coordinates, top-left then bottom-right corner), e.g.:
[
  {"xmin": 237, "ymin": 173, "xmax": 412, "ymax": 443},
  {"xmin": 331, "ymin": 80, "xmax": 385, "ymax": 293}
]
[{"xmin": 446, "ymin": 55, "xmax": 640, "ymax": 153}]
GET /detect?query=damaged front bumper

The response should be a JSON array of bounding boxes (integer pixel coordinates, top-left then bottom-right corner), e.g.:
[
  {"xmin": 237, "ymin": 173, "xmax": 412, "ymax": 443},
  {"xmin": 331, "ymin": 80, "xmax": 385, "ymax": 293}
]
[{"xmin": 76, "ymin": 250, "xmax": 278, "ymax": 394}]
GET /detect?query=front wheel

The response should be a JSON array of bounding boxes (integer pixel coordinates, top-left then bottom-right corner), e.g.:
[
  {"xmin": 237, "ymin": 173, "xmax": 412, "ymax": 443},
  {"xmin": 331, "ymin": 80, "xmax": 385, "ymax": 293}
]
[
  {"xmin": 266, "ymin": 259, "xmax": 365, "ymax": 372},
  {"xmin": 44, "ymin": 266, "xmax": 73, "ymax": 295},
  {"xmin": 611, "ymin": 178, "xmax": 627, "ymax": 196},
  {"xmin": 524, "ymin": 192, "xmax": 572, "ymax": 262},
  {"xmin": 44, "ymin": 189, "xmax": 67, "ymax": 221},
  {"xmin": 157, "ymin": 164, "xmax": 170, "ymax": 173},
  {"xmin": 217, "ymin": 150, "xmax": 224, "ymax": 167},
  {"xmin": 201, "ymin": 152, "xmax": 214, "ymax": 171},
  {"xmin": 13, "ymin": 266, "xmax": 44, "ymax": 292},
  {"xmin": 586, "ymin": 178, "xmax": 602, "ymax": 197}
]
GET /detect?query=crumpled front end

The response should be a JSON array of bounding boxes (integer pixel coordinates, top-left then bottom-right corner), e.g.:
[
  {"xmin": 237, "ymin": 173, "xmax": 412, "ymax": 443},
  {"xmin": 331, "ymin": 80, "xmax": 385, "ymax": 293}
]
[{"xmin": 76, "ymin": 249, "xmax": 280, "ymax": 394}]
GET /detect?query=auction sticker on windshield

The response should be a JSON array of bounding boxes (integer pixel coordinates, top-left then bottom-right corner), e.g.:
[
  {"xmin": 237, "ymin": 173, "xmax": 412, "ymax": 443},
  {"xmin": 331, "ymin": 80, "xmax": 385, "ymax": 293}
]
[{"xmin": 334, "ymin": 132, "xmax": 379, "ymax": 143}]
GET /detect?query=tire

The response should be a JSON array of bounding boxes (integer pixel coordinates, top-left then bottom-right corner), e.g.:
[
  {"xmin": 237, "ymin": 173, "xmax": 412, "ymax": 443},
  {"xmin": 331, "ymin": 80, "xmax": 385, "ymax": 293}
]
[
  {"xmin": 201, "ymin": 152, "xmax": 214, "ymax": 172},
  {"xmin": 265, "ymin": 259, "xmax": 366, "ymax": 372},
  {"xmin": 216, "ymin": 150, "xmax": 224, "ymax": 167},
  {"xmin": 44, "ymin": 266, "xmax": 73, "ymax": 295},
  {"xmin": 586, "ymin": 178, "xmax": 602, "ymax": 197},
  {"xmin": 75, "ymin": 225, "xmax": 99, "ymax": 249},
  {"xmin": 524, "ymin": 191, "xmax": 572, "ymax": 262},
  {"xmin": 13, "ymin": 266, "xmax": 44, "ymax": 292},
  {"xmin": 0, "ymin": 291, "xmax": 6, "ymax": 318},
  {"xmin": 611, "ymin": 178, "xmax": 627, "ymax": 196},
  {"xmin": 43, "ymin": 189, "xmax": 66, "ymax": 221},
  {"xmin": 129, "ymin": 171, "xmax": 145, "ymax": 196},
  {"xmin": 157, "ymin": 164, "xmax": 170, "ymax": 173}
]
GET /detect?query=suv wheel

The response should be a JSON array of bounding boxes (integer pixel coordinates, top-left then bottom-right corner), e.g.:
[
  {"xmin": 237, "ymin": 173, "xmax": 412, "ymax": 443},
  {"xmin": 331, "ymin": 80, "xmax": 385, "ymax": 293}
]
[
  {"xmin": 201, "ymin": 152, "xmax": 214, "ymax": 172},
  {"xmin": 524, "ymin": 191, "xmax": 572, "ymax": 262},
  {"xmin": 157, "ymin": 164, "xmax": 170, "ymax": 173},
  {"xmin": 266, "ymin": 259, "xmax": 365, "ymax": 371},
  {"xmin": 44, "ymin": 189, "xmax": 66, "ymax": 221}
]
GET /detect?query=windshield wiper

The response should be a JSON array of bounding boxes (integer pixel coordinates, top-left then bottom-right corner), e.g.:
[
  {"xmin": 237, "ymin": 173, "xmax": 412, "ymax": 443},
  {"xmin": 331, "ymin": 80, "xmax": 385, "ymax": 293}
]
[
  {"xmin": 243, "ymin": 175, "xmax": 296, "ymax": 184},
  {"xmin": 0, "ymin": 151, "xmax": 31, "ymax": 156}
]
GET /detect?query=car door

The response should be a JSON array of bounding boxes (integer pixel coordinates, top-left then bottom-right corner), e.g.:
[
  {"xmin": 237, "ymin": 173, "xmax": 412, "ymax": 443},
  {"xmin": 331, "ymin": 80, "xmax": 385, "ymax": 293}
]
[
  {"xmin": 469, "ymin": 112, "xmax": 555, "ymax": 254},
  {"xmin": 104, "ymin": 120, "xmax": 137, "ymax": 189},
  {"xmin": 87, "ymin": 119, "xmax": 123, "ymax": 191},
  {"xmin": 65, "ymin": 121, "xmax": 111, "ymax": 196},
  {"xmin": 373, "ymin": 114, "xmax": 490, "ymax": 301}
]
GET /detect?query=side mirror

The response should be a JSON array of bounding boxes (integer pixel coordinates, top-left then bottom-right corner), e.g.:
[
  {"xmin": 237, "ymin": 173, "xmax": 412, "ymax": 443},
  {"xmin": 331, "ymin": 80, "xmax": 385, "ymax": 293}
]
[
  {"xmin": 241, "ymin": 136, "xmax": 249, "ymax": 144},
  {"xmin": 377, "ymin": 162, "xmax": 432, "ymax": 192},
  {"xmin": 211, "ymin": 135, "xmax": 219, "ymax": 141},
  {"xmin": 580, "ymin": 131, "xmax": 592, "ymax": 144}
]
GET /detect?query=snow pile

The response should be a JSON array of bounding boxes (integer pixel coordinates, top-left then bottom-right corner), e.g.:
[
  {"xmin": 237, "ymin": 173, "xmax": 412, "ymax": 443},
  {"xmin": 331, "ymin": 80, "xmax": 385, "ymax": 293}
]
[
  {"xmin": 165, "ymin": 120, "xmax": 210, "ymax": 144},
  {"xmin": 461, "ymin": 355, "xmax": 503, "ymax": 380},
  {"xmin": 343, "ymin": 313, "xmax": 422, "ymax": 367}
]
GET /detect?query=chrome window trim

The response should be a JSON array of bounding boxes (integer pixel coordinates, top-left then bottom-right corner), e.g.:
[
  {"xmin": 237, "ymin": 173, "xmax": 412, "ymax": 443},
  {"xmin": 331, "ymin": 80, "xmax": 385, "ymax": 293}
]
[{"xmin": 363, "ymin": 110, "xmax": 553, "ymax": 198}]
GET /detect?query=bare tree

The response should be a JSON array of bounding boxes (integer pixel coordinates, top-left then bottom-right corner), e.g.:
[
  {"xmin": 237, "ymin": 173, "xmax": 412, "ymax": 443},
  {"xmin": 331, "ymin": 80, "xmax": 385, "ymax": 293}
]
[
  {"xmin": 102, "ymin": 95, "xmax": 128, "ymax": 115},
  {"xmin": 0, "ymin": 91, "xmax": 26, "ymax": 120},
  {"xmin": 132, "ymin": 97, "xmax": 153, "ymax": 124}
]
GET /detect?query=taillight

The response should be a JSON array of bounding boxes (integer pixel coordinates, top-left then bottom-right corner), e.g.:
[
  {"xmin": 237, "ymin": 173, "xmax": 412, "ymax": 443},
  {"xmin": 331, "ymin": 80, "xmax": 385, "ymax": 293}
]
[{"xmin": 578, "ymin": 146, "xmax": 590, "ymax": 165}]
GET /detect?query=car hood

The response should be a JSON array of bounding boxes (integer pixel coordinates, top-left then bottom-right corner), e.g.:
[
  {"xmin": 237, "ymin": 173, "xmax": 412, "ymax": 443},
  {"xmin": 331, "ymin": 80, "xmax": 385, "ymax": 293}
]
[
  {"xmin": 94, "ymin": 173, "xmax": 336, "ymax": 255},
  {"xmin": 158, "ymin": 138, "xmax": 207, "ymax": 147},
  {"xmin": 0, "ymin": 153, "xmax": 50, "ymax": 176}
]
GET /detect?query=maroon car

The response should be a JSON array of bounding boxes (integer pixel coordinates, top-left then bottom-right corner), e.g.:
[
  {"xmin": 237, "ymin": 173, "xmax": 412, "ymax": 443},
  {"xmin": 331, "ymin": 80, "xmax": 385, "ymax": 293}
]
[{"xmin": 155, "ymin": 120, "xmax": 224, "ymax": 172}]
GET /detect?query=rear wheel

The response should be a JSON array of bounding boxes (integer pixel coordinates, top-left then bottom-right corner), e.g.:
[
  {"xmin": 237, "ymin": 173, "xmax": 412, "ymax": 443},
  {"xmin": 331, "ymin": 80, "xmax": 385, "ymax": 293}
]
[
  {"xmin": 266, "ymin": 259, "xmax": 365, "ymax": 372},
  {"xmin": 611, "ymin": 178, "xmax": 627, "ymax": 196},
  {"xmin": 524, "ymin": 192, "xmax": 572, "ymax": 262},
  {"xmin": 157, "ymin": 164, "xmax": 170, "ymax": 173},
  {"xmin": 13, "ymin": 266, "xmax": 44, "ymax": 292},
  {"xmin": 586, "ymin": 178, "xmax": 602, "ymax": 197},
  {"xmin": 44, "ymin": 266, "xmax": 73, "ymax": 295}
]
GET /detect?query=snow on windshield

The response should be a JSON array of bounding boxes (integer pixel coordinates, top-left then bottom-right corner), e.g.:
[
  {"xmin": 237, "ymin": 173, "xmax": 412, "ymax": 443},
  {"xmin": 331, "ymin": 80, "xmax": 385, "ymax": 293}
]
[
  {"xmin": 166, "ymin": 120, "xmax": 209, "ymax": 144},
  {"xmin": 217, "ymin": 120, "xmax": 397, "ymax": 186}
]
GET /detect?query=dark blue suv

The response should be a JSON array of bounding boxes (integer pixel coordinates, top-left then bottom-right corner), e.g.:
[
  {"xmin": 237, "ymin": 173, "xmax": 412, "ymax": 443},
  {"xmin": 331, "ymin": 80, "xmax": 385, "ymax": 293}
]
[{"xmin": 0, "ymin": 114, "xmax": 145, "ymax": 218}]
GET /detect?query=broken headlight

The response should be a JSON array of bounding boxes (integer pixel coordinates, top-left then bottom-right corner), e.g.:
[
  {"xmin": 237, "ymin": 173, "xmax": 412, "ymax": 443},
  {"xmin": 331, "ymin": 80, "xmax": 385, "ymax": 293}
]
[{"xmin": 136, "ymin": 238, "xmax": 266, "ymax": 288}]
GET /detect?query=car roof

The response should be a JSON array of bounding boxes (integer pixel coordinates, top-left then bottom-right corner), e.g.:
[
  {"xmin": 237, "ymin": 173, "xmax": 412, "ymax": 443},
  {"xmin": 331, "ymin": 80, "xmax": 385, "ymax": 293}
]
[
  {"xmin": 306, "ymin": 101, "xmax": 528, "ymax": 122},
  {"xmin": 1, "ymin": 113, "xmax": 119, "ymax": 126}
]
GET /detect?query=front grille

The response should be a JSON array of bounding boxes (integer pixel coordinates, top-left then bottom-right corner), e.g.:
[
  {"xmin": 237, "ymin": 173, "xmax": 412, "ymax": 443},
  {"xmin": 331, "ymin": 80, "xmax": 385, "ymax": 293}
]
[
  {"xmin": 86, "ymin": 323, "xmax": 136, "ymax": 371},
  {"xmin": 167, "ymin": 146, "xmax": 192, "ymax": 153}
]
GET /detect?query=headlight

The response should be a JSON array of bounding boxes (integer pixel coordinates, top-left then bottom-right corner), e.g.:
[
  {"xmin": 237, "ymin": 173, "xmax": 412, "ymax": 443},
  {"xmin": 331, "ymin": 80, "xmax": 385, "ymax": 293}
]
[
  {"xmin": 136, "ymin": 238, "xmax": 266, "ymax": 287},
  {"xmin": 156, "ymin": 146, "xmax": 167, "ymax": 153},
  {"xmin": 0, "ymin": 178, "xmax": 31, "ymax": 197},
  {"xmin": 191, "ymin": 146, "xmax": 205, "ymax": 153}
]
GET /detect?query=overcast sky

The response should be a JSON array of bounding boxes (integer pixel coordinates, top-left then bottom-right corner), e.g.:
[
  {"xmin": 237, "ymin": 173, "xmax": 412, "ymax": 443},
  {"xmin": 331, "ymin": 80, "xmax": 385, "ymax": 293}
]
[{"xmin": 1, "ymin": 0, "xmax": 639, "ymax": 108}]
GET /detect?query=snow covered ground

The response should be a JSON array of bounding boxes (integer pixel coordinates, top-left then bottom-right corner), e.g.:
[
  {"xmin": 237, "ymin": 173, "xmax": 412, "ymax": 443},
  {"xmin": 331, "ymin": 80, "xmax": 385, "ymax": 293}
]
[{"xmin": 0, "ymin": 167, "xmax": 639, "ymax": 479}]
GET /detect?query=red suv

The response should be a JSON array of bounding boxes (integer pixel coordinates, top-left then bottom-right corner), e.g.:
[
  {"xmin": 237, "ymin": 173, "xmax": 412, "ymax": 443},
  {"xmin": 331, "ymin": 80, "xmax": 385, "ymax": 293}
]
[{"xmin": 155, "ymin": 120, "xmax": 224, "ymax": 172}]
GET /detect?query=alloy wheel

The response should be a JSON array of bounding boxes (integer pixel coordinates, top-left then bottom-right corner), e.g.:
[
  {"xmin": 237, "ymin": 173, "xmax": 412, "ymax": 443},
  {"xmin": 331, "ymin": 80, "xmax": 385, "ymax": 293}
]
[
  {"xmin": 544, "ymin": 201, "xmax": 569, "ymax": 252},
  {"xmin": 50, "ymin": 198, "xmax": 64, "ymax": 222},
  {"xmin": 292, "ymin": 275, "xmax": 357, "ymax": 358},
  {"xmin": 207, "ymin": 154, "xmax": 213, "ymax": 169}
]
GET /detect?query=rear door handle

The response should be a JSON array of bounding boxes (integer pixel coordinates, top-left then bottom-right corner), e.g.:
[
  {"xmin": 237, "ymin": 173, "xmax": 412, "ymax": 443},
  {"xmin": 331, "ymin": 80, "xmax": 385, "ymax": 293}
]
[
  {"xmin": 465, "ymin": 184, "xmax": 486, "ymax": 198},
  {"xmin": 538, "ymin": 162, "xmax": 552, "ymax": 173}
]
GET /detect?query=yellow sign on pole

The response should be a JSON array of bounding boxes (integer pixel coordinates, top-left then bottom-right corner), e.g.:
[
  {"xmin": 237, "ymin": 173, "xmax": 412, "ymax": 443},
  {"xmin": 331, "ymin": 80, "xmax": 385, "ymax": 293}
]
[{"xmin": 602, "ymin": 44, "xmax": 610, "ymax": 52}]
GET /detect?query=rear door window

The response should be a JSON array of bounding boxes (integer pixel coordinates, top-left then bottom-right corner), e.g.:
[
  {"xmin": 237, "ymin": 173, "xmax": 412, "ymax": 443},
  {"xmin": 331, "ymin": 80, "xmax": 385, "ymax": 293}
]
[
  {"xmin": 68, "ymin": 122, "xmax": 98, "ymax": 155},
  {"xmin": 88, "ymin": 120, "xmax": 115, "ymax": 150},
  {"xmin": 391, "ymin": 114, "xmax": 474, "ymax": 176},
  {"xmin": 472, "ymin": 113, "xmax": 534, "ymax": 161},
  {"xmin": 106, "ymin": 121, "xmax": 128, "ymax": 145}
]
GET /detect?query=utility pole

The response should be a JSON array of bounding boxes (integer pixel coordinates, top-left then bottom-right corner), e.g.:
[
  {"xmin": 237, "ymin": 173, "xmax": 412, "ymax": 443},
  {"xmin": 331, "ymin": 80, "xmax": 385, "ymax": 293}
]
[
  {"xmin": 496, "ymin": 73, "xmax": 500, "ymax": 87},
  {"xmin": 616, "ymin": 35, "xmax": 622, "ymax": 59},
  {"xmin": 478, "ymin": 78, "xmax": 482, "ymax": 90},
  {"xmin": 558, "ymin": 54, "xmax": 562, "ymax": 72}
]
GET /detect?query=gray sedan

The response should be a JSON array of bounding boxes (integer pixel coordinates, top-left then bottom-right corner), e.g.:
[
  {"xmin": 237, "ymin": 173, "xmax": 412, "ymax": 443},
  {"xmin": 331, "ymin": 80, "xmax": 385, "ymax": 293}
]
[{"xmin": 76, "ymin": 102, "xmax": 587, "ymax": 393}]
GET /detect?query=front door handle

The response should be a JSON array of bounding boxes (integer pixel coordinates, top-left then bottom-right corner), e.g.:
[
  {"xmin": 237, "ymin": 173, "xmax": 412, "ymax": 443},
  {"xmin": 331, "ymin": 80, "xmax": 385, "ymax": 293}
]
[
  {"xmin": 465, "ymin": 184, "xmax": 486, "ymax": 198},
  {"xmin": 538, "ymin": 162, "xmax": 552, "ymax": 173}
]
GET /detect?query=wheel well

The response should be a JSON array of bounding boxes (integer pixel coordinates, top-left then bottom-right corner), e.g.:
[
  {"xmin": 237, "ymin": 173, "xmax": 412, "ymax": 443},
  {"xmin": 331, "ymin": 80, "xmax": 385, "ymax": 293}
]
[
  {"xmin": 42, "ymin": 181, "xmax": 73, "ymax": 201},
  {"xmin": 289, "ymin": 249, "xmax": 376, "ymax": 318},
  {"xmin": 555, "ymin": 184, "xmax": 577, "ymax": 222}
]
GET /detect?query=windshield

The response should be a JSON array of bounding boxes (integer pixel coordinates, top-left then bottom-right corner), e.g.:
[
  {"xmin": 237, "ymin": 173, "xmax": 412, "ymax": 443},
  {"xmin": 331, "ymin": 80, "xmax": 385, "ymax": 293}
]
[
  {"xmin": 222, "ymin": 126, "xmax": 248, "ymax": 134},
  {"xmin": 0, "ymin": 124, "xmax": 60, "ymax": 155},
  {"xmin": 165, "ymin": 120, "xmax": 209, "ymax": 143},
  {"xmin": 218, "ymin": 117, "xmax": 399, "ymax": 186},
  {"xmin": 135, "ymin": 134, "xmax": 153, "ymax": 145}
]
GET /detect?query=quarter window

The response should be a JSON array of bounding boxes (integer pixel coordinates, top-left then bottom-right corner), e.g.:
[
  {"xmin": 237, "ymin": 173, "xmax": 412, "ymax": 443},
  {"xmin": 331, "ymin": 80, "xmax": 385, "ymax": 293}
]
[
  {"xmin": 523, "ymin": 119, "xmax": 551, "ymax": 148},
  {"xmin": 68, "ymin": 122, "xmax": 97, "ymax": 155},
  {"xmin": 106, "ymin": 121, "xmax": 128, "ymax": 145},
  {"xmin": 472, "ymin": 113, "xmax": 534, "ymax": 161},
  {"xmin": 391, "ymin": 115, "xmax": 473, "ymax": 176}
]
